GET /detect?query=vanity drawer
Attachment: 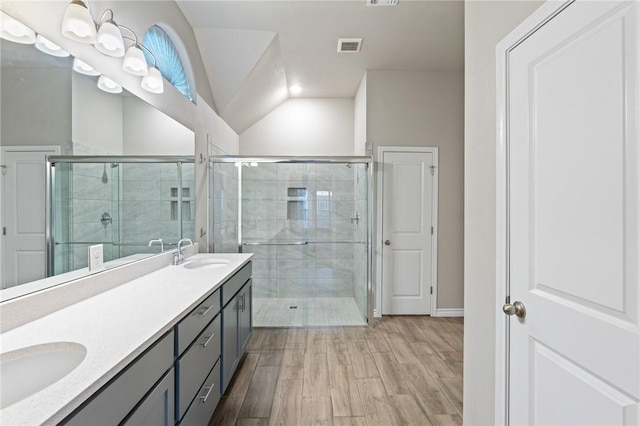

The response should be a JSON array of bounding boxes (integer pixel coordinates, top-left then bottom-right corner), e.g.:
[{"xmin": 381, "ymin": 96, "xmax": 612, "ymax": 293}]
[
  {"xmin": 177, "ymin": 288, "xmax": 220, "ymax": 355},
  {"xmin": 179, "ymin": 359, "xmax": 221, "ymax": 426},
  {"xmin": 65, "ymin": 330, "xmax": 174, "ymax": 426},
  {"xmin": 176, "ymin": 314, "xmax": 221, "ymax": 420},
  {"xmin": 221, "ymin": 262, "xmax": 252, "ymax": 307}
]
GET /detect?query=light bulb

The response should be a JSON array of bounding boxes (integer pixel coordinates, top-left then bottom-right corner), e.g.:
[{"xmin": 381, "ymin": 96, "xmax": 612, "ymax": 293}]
[
  {"xmin": 97, "ymin": 75, "xmax": 122, "ymax": 94},
  {"xmin": 61, "ymin": 0, "xmax": 97, "ymax": 44},
  {"xmin": 141, "ymin": 66, "xmax": 163, "ymax": 94},
  {"xmin": 0, "ymin": 12, "xmax": 36, "ymax": 44},
  {"xmin": 35, "ymin": 34, "xmax": 70, "ymax": 57},
  {"xmin": 72, "ymin": 58, "xmax": 100, "ymax": 76},
  {"xmin": 95, "ymin": 19, "xmax": 124, "ymax": 57},
  {"xmin": 122, "ymin": 45, "xmax": 148, "ymax": 76}
]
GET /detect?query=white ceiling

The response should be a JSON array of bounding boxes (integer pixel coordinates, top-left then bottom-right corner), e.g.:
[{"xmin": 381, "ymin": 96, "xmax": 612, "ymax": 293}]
[{"xmin": 177, "ymin": 0, "xmax": 464, "ymax": 133}]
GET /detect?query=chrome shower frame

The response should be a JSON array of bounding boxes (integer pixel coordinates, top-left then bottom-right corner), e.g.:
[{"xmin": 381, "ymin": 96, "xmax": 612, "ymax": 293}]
[{"xmin": 209, "ymin": 155, "xmax": 374, "ymax": 324}]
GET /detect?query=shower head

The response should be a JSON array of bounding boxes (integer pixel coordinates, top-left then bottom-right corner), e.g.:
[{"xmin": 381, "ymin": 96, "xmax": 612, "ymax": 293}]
[
  {"xmin": 110, "ymin": 163, "xmax": 119, "ymax": 168},
  {"xmin": 345, "ymin": 163, "xmax": 352, "ymax": 168}
]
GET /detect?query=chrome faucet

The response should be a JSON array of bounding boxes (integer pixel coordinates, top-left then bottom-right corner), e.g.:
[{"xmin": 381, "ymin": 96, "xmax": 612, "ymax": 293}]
[
  {"xmin": 148, "ymin": 238, "xmax": 164, "ymax": 252},
  {"xmin": 175, "ymin": 238, "xmax": 194, "ymax": 265}
]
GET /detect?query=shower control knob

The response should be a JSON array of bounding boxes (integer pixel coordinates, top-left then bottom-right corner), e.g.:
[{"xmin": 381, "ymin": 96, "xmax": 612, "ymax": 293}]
[{"xmin": 384, "ymin": 240, "xmax": 391, "ymax": 246}]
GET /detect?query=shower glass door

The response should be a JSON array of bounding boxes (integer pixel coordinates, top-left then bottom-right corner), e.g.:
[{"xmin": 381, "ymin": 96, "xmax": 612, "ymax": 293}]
[{"xmin": 211, "ymin": 158, "xmax": 371, "ymax": 327}]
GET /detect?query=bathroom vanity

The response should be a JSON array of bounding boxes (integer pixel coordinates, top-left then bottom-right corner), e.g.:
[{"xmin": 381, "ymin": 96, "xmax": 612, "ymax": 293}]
[{"xmin": 0, "ymin": 252, "xmax": 252, "ymax": 425}]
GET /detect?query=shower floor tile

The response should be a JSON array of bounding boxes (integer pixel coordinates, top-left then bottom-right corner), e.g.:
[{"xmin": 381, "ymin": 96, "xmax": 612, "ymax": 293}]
[{"xmin": 253, "ymin": 297, "xmax": 366, "ymax": 327}]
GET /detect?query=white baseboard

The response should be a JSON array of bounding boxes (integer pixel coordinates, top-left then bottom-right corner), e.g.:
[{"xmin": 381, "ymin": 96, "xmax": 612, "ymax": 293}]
[
  {"xmin": 373, "ymin": 308, "xmax": 381, "ymax": 318},
  {"xmin": 433, "ymin": 308, "xmax": 464, "ymax": 317}
]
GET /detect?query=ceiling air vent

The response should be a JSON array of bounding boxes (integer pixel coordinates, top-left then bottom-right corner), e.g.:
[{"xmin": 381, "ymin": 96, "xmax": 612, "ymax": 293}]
[
  {"xmin": 337, "ymin": 38, "xmax": 363, "ymax": 53},
  {"xmin": 366, "ymin": 0, "xmax": 398, "ymax": 6}
]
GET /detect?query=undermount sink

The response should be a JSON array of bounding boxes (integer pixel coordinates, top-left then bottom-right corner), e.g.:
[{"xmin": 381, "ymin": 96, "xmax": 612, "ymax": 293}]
[
  {"xmin": 0, "ymin": 342, "xmax": 87, "ymax": 409},
  {"xmin": 183, "ymin": 258, "xmax": 230, "ymax": 270}
]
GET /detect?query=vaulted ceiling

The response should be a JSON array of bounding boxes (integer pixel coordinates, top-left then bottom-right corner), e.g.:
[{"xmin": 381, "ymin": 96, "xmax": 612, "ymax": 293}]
[{"xmin": 177, "ymin": 0, "xmax": 464, "ymax": 134}]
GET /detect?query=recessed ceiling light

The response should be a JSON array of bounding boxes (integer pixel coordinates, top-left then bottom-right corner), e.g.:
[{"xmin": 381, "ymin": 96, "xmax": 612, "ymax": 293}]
[{"xmin": 289, "ymin": 85, "xmax": 302, "ymax": 95}]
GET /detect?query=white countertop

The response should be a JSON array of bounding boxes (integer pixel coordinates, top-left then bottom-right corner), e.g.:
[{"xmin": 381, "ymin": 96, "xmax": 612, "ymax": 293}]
[{"xmin": 0, "ymin": 253, "xmax": 252, "ymax": 426}]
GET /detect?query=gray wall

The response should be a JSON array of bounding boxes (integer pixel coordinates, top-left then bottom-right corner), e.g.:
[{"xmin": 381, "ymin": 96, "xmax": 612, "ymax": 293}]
[
  {"xmin": 239, "ymin": 98, "xmax": 355, "ymax": 156},
  {"xmin": 463, "ymin": 1, "xmax": 544, "ymax": 424},
  {"xmin": 366, "ymin": 70, "xmax": 464, "ymax": 311},
  {"xmin": 1, "ymin": 66, "xmax": 71, "ymax": 149}
]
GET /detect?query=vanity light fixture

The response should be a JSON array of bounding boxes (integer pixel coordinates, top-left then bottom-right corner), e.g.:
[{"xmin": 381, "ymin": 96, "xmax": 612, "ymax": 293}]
[
  {"xmin": 35, "ymin": 34, "xmax": 70, "ymax": 57},
  {"xmin": 97, "ymin": 75, "xmax": 122, "ymax": 94},
  {"xmin": 122, "ymin": 43, "xmax": 148, "ymax": 76},
  {"xmin": 121, "ymin": 36, "xmax": 162, "ymax": 94},
  {"xmin": 61, "ymin": 0, "xmax": 97, "ymax": 44},
  {"xmin": 60, "ymin": 2, "xmax": 163, "ymax": 94},
  {"xmin": 94, "ymin": 10, "xmax": 124, "ymax": 57},
  {"xmin": 138, "ymin": 44, "xmax": 163, "ymax": 93},
  {"xmin": 141, "ymin": 65, "xmax": 163, "ymax": 93},
  {"xmin": 72, "ymin": 57, "xmax": 100, "ymax": 76},
  {"xmin": 0, "ymin": 11, "xmax": 36, "ymax": 44}
]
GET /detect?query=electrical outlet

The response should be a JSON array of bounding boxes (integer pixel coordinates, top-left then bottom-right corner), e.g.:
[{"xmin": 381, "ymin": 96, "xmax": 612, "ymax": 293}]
[{"xmin": 88, "ymin": 244, "xmax": 104, "ymax": 271}]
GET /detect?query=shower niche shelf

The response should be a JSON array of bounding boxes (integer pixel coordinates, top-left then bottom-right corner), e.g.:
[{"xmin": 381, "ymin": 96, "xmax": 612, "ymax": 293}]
[{"xmin": 287, "ymin": 187, "xmax": 308, "ymax": 220}]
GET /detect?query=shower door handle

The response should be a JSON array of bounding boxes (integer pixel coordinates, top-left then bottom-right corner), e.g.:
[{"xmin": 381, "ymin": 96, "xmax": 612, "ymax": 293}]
[{"xmin": 384, "ymin": 240, "xmax": 391, "ymax": 246}]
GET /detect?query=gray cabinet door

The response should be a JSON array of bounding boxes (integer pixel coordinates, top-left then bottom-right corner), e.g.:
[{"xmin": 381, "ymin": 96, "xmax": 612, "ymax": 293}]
[
  {"xmin": 123, "ymin": 369, "xmax": 174, "ymax": 426},
  {"xmin": 222, "ymin": 293, "xmax": 239, "ymax": 393},
  {"xmin": 64, "ymin": 331, "xmax": 174, "ymax": 426},
  {"xmin": 238, "ymin": 280, "xmax": 252, "ymax": 353}
]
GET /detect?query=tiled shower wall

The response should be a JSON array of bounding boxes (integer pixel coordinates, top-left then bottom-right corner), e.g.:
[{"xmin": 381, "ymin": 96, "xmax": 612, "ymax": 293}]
[
  {"xmin": 120, "ymin": 163, "xmax": 195, "ymax": 257},
  {"xmin": 210, "ymin": 162, "xmax": 239, "ymax": 253},
  {"xmin": 241, "ymin": 163, "xmax": 360, "ymax": 300},
  {"xmin": 66, "ymin": 163, "xmax": 120, "ymax": 270},
  {"xmin": 54, "ymin": 161, "xmax": 194, "ymax": 273}
]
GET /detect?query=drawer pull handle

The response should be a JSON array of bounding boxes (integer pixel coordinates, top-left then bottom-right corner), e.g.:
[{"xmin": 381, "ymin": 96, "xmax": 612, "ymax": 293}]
[
  {"xmin": 200, "ymin": 384, "xmax": 215, "ymax": 403},
  {"xmin": 201, "ymin": 333, "xmax": 215, "ymax": 348},
  {"xmin": 198, "ymin": 305, "xmax": 215, "ymax": 316},
  {"xmin": 238, "ymin": 294, "xmax": 245, "ymax": 312}
]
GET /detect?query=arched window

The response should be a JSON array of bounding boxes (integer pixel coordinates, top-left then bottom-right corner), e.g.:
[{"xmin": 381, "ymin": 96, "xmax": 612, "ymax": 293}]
[{"xmin": 143, "ymin": 25, "xmax": 195, "ymax": 103}]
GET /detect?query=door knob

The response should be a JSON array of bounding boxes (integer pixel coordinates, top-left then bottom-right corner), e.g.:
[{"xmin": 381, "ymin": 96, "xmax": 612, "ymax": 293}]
[
  {"xmin": 384, "ymin": 240, "xmax": 391, "ymax": 246},
  {"xmin": 503, "ymin": 301, "xmax": 526, "ymax": 318}
]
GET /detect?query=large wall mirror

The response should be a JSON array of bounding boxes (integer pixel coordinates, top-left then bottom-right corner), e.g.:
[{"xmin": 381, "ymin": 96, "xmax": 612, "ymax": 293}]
[{"xmin": 0, "ymin": 12, "xmax": 195, "ymax": 301}]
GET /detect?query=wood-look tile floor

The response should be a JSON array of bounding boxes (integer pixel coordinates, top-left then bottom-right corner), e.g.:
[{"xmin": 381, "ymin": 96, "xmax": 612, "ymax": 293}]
[{"xmin": 209, "ymin": 316, "xmax": 463, "ymax": 426}]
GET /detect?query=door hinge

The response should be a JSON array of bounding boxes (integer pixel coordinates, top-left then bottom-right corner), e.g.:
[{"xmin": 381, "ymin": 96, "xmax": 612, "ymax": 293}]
[
  {"xmin": 430, "ymin": 165, "xmax": 435, "ymax": 176},
  {"xmin": 430, "ymin": 286, "xmax": 433, "ymax": 295},
  {"xmin": 431, "ymin": 226, "xmax": 434, "ymax": 235},
  {"xmin": 2, "ymin": 227, "xmax": 5, "ymax": 236}
]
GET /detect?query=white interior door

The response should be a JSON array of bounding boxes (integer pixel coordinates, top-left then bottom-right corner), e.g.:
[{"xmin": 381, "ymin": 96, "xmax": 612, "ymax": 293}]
[
  {"xmin": 506, "ymin": 1, "xmax": 639, "ymax": 423},
  {"xmin": 1, "ymin": 147, "xmax": 57, "ymax": 289},
  {"xmin": 381, "ymin": 149, "xmax": 437, "ymax": 315}
]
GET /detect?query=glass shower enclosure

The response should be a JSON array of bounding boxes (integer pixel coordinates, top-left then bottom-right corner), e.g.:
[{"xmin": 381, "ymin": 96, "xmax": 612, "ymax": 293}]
[
  {"xmin": 210, "ymin": 157, "xmax": 372, "ymax": 327},
  {"xmin": 46, "ymin": 156, "xmax": 194, "ymax": 276}
]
